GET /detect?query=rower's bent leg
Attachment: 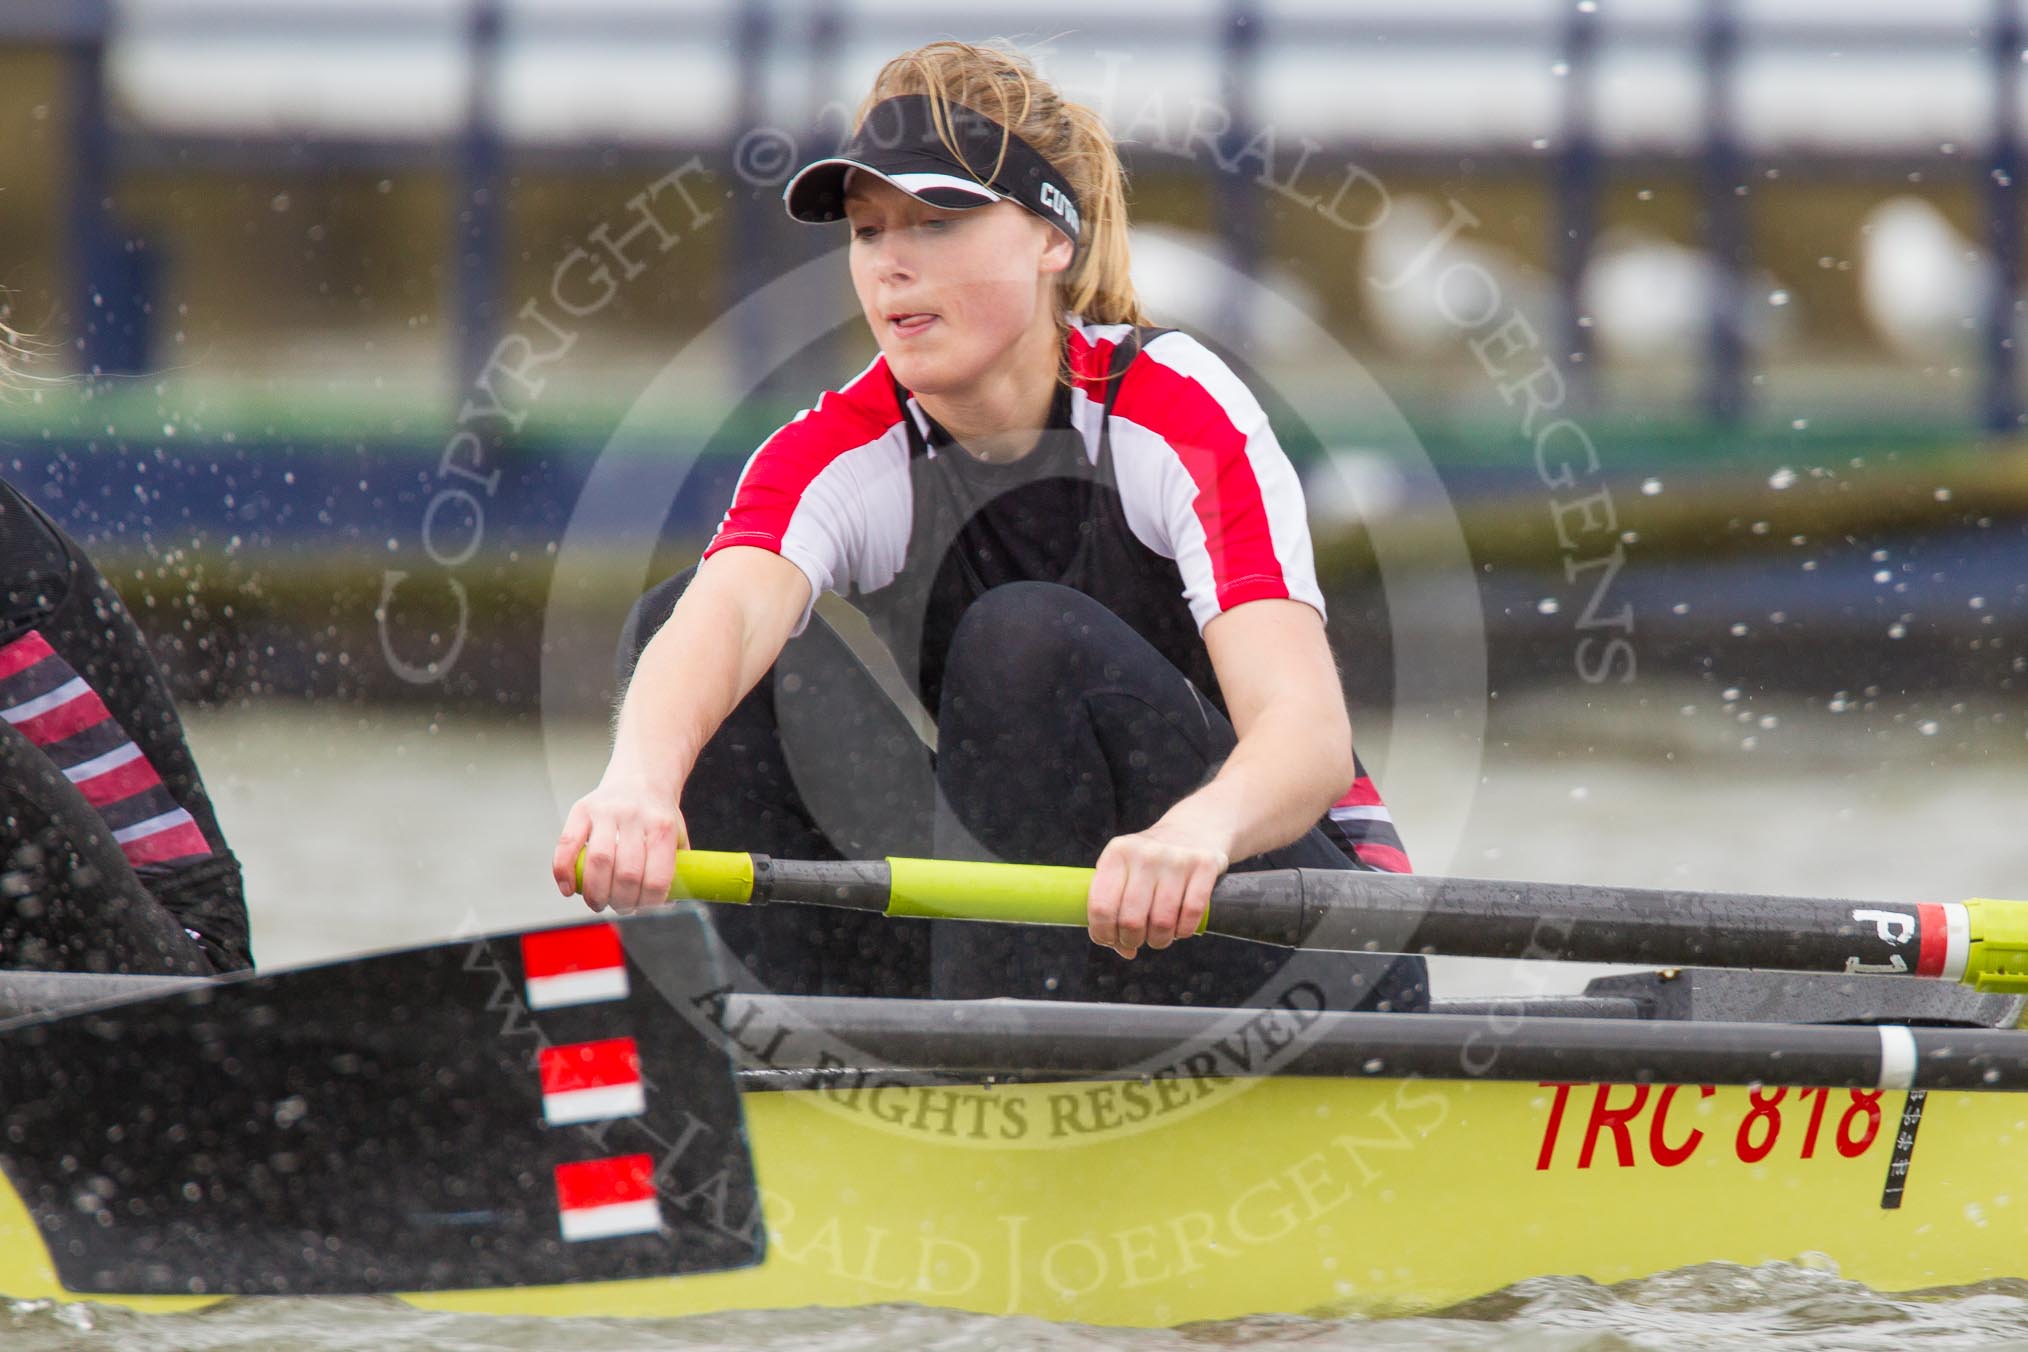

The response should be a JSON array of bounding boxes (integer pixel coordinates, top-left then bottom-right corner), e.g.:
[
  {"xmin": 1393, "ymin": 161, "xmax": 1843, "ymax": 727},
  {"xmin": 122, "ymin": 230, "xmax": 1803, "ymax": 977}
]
[
  {"xmin": 0, "ymin": 481, "xmax": 249, "ymax": 971},
  {"xmin": 620, "ymin": 567, "xmax": 934, "ymax": 998},
  {"xmin": 931, "ymin": 581, "xmax": 1428, "ymax": 1012},
  {"xmin": 0, "ymin": 719, "xmax": 214, "ymax": 975}
]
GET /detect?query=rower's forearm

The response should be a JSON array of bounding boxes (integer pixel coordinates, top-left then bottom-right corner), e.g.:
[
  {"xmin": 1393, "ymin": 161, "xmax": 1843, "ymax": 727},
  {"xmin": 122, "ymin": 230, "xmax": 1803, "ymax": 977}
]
[
  {"xmin": 1157, "ymin": 711, "xmax": 1354, "ymax": 862},
  {"xmin": 605, "ymin": 637, "xmax": 717, "ymax": 793}
]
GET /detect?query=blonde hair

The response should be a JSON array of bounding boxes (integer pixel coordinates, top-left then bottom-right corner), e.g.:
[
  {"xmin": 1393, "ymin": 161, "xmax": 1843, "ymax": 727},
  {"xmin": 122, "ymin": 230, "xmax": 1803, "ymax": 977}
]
[
  {"xmin": 0, "ymin": 316, "xmax": 46, "ymax": 401},
  {"xmin": 854, "ymin": 40, "xmax": 1147, "ymax": 380}
]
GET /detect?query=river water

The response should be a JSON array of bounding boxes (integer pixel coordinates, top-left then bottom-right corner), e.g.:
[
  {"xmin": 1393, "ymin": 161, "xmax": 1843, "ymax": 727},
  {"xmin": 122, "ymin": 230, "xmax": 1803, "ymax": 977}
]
[
  {"xmin": 10, "ymin": 1267, "xmax": 2028, "ymax": 1349},
  {"xmin": 13, "ymin": 683, "xmax": 2028, "ymax": 1349}
]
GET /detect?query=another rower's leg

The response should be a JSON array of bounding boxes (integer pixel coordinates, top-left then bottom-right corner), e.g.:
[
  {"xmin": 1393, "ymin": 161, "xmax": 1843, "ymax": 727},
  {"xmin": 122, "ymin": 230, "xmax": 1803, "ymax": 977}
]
[
  {"xmin": 931, "ymin": 581, "xmax": 1429, "ymax": 1012},
  {"xmin": 0, "ymin": 481, "xmax": 248, "ymax": 972},
  {"xmin": 0, "ymin": 718, "xmax": 214, "ymax": 974},
  {"xmin": 619, "ymin": 567, "xmax": 934, "ymax": 998}
]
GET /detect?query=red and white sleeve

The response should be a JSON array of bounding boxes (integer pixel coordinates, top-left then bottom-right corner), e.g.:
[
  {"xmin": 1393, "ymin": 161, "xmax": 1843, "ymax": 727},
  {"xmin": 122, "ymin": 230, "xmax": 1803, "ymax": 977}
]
[
  {"xmin": 702, "ymin": 359, "xmax": 909, "ymax": 633},
  {"xmin": 1107, "ymin": 331, "xmax": 1327, "ymax": 630}
]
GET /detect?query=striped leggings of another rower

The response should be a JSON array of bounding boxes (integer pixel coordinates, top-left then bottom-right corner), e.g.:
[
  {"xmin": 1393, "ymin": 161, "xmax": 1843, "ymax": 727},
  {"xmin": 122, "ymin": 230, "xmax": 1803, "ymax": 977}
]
[{"xmin": 0, "ymin": 478, "xmax": 249, "ymax": 975}]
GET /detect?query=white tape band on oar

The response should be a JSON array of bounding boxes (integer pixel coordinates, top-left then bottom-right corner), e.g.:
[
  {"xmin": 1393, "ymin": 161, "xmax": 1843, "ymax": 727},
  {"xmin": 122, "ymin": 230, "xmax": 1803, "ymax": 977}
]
[
  {"xmin": 1940, "ymin": 902, "xmax": 1971, "ymax": 983},
  {"xmin": 1877, "ymin": 1026, "xmax": 1918, "ymax": 1090}
]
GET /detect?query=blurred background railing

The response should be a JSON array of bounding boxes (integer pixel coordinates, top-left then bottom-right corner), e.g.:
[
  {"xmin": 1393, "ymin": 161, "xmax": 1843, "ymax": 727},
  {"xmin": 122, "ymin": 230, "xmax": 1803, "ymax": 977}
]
[
  {"xmin": 2, "ymin": 0, "xmax": 2025, "ymax": 707},
  {"xmin": 13, "ymin": 0, "xmax": 2028, "ymax": 422}
]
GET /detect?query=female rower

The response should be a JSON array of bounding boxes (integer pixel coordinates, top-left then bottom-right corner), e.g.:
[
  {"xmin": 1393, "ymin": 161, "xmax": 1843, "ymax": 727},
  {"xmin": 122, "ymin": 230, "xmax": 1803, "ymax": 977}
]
[
  {"xmin": 553, "ymin": 41, "xmax": 1425, "ymax": 1011},
  {"xmin": 0, "ymin": 320, "xmax": 250, "ymax": 974}
]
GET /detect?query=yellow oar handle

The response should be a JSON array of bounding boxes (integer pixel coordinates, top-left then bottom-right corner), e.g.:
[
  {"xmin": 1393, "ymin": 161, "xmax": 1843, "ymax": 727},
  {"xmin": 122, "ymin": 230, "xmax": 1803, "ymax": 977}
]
[
  {"xmin": 885, "ymin": 856, "xmax": 1096, "ymax": 925},
  {"xmin": 1964, "ymin": 898, "xmax": 2028, "ymax": 994},
  {"xmin": 573, "ymin": 849, "xmax": 1214, "ymax": 933},
  {"xmin": 572, "ymin": 848, "xmax": 757, "ymax": 903}
]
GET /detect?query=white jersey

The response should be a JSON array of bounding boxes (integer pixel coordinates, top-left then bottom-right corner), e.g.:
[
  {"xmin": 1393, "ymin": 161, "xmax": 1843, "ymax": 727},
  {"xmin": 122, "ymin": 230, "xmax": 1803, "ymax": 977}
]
[{"xmin": 705, "ymin": 316, "xmax": 1327, "ymax": 637}]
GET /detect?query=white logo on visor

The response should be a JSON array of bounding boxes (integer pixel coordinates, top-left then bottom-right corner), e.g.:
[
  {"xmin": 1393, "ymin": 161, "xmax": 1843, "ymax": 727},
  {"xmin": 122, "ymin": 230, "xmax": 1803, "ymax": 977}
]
[{"xmin": 1039, "ymin": 181, "xmax": 1081, "ymax": 236}]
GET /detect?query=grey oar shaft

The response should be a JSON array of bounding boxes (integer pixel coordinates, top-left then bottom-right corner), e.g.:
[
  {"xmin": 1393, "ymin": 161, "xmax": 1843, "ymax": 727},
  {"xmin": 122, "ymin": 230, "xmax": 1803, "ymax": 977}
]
[
  {"xmin": 1210, "ymin": 869, "xmax": 1942, "ymax": 977},
  {"xmin": 736, "ymin": 855, "xmax": 1969, "ymax": 982}
]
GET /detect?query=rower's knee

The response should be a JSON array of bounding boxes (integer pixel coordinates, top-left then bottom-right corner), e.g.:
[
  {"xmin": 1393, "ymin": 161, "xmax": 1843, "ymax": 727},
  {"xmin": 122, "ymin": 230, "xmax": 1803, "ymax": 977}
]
[{"xmin": 941, "ymin": 582, "xmax": 1115, "ymax": 722}]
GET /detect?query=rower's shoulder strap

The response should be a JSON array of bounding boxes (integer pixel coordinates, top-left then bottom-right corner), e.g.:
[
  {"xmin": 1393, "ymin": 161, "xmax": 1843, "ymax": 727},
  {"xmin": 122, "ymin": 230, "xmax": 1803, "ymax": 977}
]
[{"xmin": 889, "ymin": 373, "xmax": 932, "ymax": 461}]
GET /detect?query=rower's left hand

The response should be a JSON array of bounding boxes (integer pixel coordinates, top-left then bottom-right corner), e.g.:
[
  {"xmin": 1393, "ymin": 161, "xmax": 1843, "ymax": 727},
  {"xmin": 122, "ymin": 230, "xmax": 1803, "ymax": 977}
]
[{"xmin": 1087, "ymin": 822, "xmax": 1230, "ymax": 960}]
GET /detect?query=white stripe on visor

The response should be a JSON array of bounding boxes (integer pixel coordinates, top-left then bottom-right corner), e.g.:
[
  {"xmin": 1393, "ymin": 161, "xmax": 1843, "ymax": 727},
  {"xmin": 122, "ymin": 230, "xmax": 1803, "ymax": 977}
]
[
  {"xmin": 844, "ymin": 165, "xmax": 1003, "ymax": 206},
  {"xmin": 886, "ymin": 171, "xmax": 1004, "ymax": 202}
]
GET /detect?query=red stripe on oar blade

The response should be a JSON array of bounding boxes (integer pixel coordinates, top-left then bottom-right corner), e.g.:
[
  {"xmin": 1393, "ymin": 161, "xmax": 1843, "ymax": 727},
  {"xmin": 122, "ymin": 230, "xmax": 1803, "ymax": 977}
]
[
  {"xmin": 539, "ymin": 1038, "xmax": 645, "ymax": 1125},
  {"xmin": 1916, "ymin": 902, "xmax": 1947, "ymax": 977},
  {"xmin": 520, "ymin": 924, "xmax": 628, "ymax": 1009},
  {"xmin": 540, "ymin": 1037, "xmax": 640, "ymax": 1093},
  {"xmin": 555, "ymin": 1154, "xmax": 660, "ymax": 1241}
]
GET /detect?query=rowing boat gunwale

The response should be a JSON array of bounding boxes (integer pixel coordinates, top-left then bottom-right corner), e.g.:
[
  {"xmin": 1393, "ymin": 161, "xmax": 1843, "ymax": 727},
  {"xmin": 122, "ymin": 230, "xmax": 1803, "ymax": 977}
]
[{"xmin": 710, "ymin": 991, "xmax": 2028, "ymax": 1092}]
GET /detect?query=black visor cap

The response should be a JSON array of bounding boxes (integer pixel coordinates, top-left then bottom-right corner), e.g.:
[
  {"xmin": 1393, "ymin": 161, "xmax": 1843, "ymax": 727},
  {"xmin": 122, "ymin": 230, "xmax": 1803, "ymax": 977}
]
[{"xmin": 782, "ymin": 94, "xmax": 1083, "ymax": 245}]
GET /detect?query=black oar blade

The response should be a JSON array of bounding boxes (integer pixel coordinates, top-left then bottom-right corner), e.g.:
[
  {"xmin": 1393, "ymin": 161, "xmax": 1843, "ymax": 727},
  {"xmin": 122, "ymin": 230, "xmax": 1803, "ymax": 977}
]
[{"xmin": 0, "ymin": 905, "xmax": 761, "ymax": 1296}]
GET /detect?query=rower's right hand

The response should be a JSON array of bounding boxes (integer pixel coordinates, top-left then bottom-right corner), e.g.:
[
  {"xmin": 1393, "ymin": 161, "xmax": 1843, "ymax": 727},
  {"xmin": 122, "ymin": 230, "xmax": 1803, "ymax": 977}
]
[{"xmin": 552, "ymin": 776, "xmax": 687, "ymax": 915}]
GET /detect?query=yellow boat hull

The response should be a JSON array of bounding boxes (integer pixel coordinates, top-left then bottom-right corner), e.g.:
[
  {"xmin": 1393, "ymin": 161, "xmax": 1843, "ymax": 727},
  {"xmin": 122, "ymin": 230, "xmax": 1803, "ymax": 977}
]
[{"xmin": 3, "ymin": 1070, "xmax": 2020, "ymax": 1326}]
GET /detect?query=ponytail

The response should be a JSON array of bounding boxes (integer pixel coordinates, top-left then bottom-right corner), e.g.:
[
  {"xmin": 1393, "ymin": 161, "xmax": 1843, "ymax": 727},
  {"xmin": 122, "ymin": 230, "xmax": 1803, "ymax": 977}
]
[{"xmin": 1055, "ymin": 100, "xmax": 1144, "ymax": 329}]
